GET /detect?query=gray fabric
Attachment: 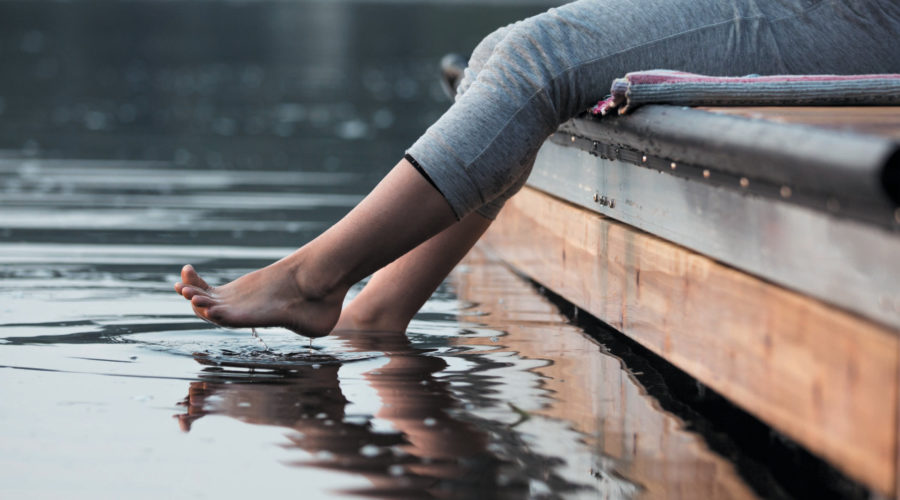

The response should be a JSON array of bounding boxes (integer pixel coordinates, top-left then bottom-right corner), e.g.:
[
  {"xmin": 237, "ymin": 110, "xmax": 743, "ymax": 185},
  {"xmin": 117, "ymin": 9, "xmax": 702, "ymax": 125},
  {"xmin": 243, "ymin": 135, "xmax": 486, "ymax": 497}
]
[
  {"xmin": 600, "ymin": 75, "xmax": 900, "ymax": 115},
  {"xmin": 407, "ymin": 0, "xmax": 900, "ymax": 220}
]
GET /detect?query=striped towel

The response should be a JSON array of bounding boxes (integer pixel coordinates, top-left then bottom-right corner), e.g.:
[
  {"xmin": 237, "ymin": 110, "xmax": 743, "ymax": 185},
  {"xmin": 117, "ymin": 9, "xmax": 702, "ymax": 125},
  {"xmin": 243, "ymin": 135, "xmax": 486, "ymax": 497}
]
[{"xmin": 590, "ymin": 70, "xmax": 900, "ymax": 115}]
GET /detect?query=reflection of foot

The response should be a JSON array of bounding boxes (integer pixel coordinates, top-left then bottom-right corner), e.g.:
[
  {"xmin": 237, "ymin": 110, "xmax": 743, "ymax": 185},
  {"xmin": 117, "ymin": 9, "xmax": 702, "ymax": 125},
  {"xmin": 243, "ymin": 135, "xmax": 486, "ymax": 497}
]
[{"xmin": 174, "ymin": 260, "xmax": 346, "ymax": 338}]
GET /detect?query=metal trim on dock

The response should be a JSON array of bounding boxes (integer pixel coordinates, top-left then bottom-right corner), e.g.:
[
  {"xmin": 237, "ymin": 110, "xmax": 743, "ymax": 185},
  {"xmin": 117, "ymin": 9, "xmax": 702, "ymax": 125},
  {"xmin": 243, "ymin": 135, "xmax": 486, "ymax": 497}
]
[
  {"xmin": 556, "ymin": 105, "xmax": 900, "ymax": 228},
  {"xmin": 529, "ymin": 109, "xmax": 900, "ymax": 330}
]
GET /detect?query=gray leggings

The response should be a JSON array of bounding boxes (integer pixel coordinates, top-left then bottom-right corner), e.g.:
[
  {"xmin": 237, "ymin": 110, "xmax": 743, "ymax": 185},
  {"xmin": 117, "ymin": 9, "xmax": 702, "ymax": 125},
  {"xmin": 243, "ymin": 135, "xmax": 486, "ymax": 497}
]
[{"xmin": 407, "ymin": 0, "xmax": 900, "ymax": 220}]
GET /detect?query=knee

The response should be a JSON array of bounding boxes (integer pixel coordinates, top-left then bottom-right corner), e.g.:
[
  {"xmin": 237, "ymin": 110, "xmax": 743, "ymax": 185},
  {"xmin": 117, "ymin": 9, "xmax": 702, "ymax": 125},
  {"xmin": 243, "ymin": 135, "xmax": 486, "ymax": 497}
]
[
  {"xmin": 480, "ymin": 13, "xmax": 577, "ymax": 113},
  {"xmin": 457, "ymin": 23, "xmax": 514, "ymax": 97}
]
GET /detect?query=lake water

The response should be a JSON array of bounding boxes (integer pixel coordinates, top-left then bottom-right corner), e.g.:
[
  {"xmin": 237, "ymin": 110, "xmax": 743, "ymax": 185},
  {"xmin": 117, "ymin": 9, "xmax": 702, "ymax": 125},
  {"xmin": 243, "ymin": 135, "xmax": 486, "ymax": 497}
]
[{"xmin": 0, "ymin": 1, "xmax": 833, "ymax": 498}]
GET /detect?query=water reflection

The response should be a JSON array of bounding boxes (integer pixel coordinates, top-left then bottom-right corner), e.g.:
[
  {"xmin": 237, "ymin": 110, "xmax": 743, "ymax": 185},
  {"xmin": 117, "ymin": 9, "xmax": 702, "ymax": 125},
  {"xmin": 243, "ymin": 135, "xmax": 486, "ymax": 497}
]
[
  {"xmin": 163, "ymin": 248, "xmax": 776, "ymax": 499},
  {"xmin": 175, "ymin": 330, "xmax": 534, "ymax": 498}
]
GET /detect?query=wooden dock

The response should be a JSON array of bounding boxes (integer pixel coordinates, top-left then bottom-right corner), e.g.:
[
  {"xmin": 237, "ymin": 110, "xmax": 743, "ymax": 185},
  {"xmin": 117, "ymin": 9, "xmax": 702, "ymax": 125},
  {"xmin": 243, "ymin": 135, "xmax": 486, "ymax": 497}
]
[{"xmin": 480, "ymin": 106, "xmax": 900, "ymax": 496}]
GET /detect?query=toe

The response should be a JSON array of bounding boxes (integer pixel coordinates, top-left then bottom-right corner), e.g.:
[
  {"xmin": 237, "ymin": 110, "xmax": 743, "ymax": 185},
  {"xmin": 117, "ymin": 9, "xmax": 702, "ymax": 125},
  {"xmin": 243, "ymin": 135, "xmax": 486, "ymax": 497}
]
[
  {"xmin": 174, "ymin": 281, "xmax": 184, "ymax": 294},
  {"xmin": 182, "ymin": 265, "xmax": 212, "ymax": 291},
  {"xmin": 191, "ymin": 294, "xmax": 216, "ymax": 308},
  {"xmin": 206, "ymin": 306, "xmax": 226, "ymax": 324},
  {"xmin": 181, "ymin": 285, "xmax": 212, "ymax": 300}
]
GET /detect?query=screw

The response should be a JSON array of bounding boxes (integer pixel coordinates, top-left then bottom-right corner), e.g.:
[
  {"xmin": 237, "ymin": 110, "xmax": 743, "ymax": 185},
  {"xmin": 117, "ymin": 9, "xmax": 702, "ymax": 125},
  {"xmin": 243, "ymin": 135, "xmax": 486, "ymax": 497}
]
[
  {"xmin": 702, "ymin": 169, "xmax": 710, "ymax": 179},
  {"xmin": 641, "ymin": 155, "xmax": 647, "ymax": 163},
  {"xmin": 739, "ymin": 177, "xmax": 749, "ymax": 188},
  {"xmin": 571, "ymin": 135, "xmax": 576, "ymax": 142},
  {"xmin": 670, "ymin": 162, "xmax": 677, "ymax": 170},
  {"xmin": 609, "ymin": 199, "xmax": 616, "ymax": 209},
  {"xmin": 593, "ymin": 192, "xmax": 600, "ymax": 202},
  {"xmin": 780, "ymin": 186, "xmax": 792, "ymax": 198}
]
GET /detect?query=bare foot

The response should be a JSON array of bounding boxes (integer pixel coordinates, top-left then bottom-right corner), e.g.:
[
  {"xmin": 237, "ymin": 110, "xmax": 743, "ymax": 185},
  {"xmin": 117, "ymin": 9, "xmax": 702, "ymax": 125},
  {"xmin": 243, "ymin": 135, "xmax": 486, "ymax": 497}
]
[{"xmin": 174, "ymin": 260, "xmax": 347, "ymax": 338}]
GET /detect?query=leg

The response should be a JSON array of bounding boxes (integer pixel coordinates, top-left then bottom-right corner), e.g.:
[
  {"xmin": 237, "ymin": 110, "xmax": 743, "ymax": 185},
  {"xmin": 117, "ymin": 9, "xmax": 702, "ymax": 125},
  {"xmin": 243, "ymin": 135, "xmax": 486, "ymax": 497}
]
[
  {"xmin": 408, "ymin": 0, "xmax": 900, "ymax": 219},
  {"xmin": 331, "ymin": 24, "xmax": 526, "ymax": 332},
  {"xmin": 335, "ymin": 212, "xmax": 492, "ymax": 332},
  {"xmin": 176, "ymin": 159, "xmax": 457, "ymax": 337}
]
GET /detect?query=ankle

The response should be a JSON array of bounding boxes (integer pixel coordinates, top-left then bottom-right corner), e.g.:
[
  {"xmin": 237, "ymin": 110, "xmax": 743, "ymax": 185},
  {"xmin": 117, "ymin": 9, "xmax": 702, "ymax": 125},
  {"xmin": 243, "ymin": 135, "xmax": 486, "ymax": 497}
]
[
  {"xmin": 338, "ymin": 303, "xmax": 409, "ymax": 332},
  {"xmin": 284, "ymin": 247, "xmax": 348, "ymax": 301}
]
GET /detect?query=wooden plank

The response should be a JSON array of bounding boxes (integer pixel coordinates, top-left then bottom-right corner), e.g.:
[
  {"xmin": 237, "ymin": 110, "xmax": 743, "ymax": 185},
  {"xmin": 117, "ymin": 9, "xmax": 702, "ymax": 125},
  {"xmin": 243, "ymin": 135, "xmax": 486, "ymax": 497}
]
[
  {"xmin": 454, "ymin": 247, "xmax": 760, "ymax": 499},
  {"xmin": 482, "ymin": 186, "xmax": 900, "ymax": 495},
  {"xmin": 700, "ymin": 106, "xmax": 900, "ymax": 140}
]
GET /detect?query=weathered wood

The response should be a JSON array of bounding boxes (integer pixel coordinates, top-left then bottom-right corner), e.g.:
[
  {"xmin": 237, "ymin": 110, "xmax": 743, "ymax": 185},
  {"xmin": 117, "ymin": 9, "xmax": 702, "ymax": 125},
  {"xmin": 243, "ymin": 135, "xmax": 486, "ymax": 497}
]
[
  {"xmin": 700, "ymin": 106, "xmax": 900, "ymax": 140},
  {"xmin": 482, "ymin": 186, "xmax": 900, "ymax": 495},
  {"xmin": 454, "ymin": 247, "xmax": 760, "ymax": 499}
]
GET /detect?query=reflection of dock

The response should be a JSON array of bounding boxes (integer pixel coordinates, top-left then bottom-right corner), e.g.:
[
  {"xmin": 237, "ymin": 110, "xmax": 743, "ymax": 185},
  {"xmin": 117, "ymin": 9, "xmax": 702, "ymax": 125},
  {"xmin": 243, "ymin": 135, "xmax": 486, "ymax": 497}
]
[
  {"xmin": 455, "ymin": 247, "xmax": 760, "ymax": 499},
  {"xmin": 479, "ymin": 106, "xmax": 900, "ymax": 496}
]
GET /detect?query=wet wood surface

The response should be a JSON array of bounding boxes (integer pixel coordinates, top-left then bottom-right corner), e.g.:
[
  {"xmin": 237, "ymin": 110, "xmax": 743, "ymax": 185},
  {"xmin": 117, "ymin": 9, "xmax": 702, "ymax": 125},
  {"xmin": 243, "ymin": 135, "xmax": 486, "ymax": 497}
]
[
  {"xmin": 481, "ymin": 186, "xmax": 900, "ymax": 496},
  {"xmin": 454, "ymin": 247, "xmax": 760, "ymax": 499},
  {"xmin": 700, "ymin": 106, "xmax": 900, "ymax": 140}
]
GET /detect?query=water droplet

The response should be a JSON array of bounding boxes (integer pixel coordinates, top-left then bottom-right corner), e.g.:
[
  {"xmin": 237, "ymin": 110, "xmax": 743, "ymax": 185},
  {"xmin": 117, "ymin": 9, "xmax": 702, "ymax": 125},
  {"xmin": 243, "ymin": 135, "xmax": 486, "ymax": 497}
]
[
  {"xmin": 390, "ymin": 446, "xmax": 409, "ymax": 457},
  {"xmin": 238, "ymin": 401, "xmax": 251, "ymax": 408},
  {"xmin": 315, "ymin": 450, "xmax": 335, "ymax": 461},
  {"xmin": 83, "ymin": 111, "xmax": 109, "ymax": 131},
  {"xmin": 311, "ymin": 364, "xmax": 321, "ymax": 370},
  {"xmin": 423, "ymin": 417, "xmax": 437, "ymax": 427},
  {"xmin": 275, "ymin": 103, "xmax": 306, "ymax": 123},
  {"xmin": 315, "ymin": 412, "xmax": 327, "ymax": 419},
  {"xmin": 529, "ymin": 479, "xmax": 551, "ymax": 496},
  {"xmin": 335, "ymin": 119, "xmax": 368, "ymax": 140},
  {"xmin": 388, "ymin": 465, "xmax": 404, "ymax": 477},
  {"xmin": 372, "ymin": 108, "xmax": 394, "ymax": 129},
  {"xmin": 359, "ymin": 444, "xmax": 379, "ymax": 457}
]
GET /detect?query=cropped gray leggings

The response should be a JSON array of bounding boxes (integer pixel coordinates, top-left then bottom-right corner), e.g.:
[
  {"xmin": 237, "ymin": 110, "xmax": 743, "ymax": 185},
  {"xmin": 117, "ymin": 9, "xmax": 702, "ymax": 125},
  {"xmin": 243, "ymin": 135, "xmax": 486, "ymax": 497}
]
[{"xmin": 407, "ymin": 0, "xmax": 900, "ymax": 220}]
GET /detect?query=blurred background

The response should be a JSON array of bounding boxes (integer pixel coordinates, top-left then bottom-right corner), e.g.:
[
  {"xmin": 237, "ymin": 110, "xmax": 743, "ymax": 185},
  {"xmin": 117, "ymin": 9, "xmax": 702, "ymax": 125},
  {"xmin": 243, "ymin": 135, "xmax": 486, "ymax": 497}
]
[{"xmin": 0, "ymin": 0, "xmax": 560, "ymax": 245}]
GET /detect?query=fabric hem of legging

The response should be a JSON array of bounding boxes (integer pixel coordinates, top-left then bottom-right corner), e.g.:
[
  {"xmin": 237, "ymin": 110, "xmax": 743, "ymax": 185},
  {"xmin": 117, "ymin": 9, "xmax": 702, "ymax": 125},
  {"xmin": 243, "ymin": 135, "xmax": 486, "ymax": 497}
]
[
  {"xmin": 404, "ymin": 152, "xmax": 443, "ymax": 194},
  {"xmin": 403, "ymin": 149, "xmax": 481, "ymax": 221}
]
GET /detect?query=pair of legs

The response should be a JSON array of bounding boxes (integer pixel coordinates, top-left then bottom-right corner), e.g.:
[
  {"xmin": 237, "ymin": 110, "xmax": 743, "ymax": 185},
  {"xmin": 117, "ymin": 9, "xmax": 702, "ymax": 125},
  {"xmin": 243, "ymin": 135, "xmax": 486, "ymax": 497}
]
[{"xmin": 176, "ymin": 0, "xmax": 900, "ymax": 337}]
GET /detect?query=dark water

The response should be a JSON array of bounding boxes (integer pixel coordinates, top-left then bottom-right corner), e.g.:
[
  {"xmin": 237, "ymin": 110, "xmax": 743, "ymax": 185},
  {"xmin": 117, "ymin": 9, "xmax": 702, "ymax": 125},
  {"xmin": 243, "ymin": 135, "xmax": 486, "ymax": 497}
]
[{"xmin": 0, "ymin": 1, "xmax": 779, "ymax": 498}]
